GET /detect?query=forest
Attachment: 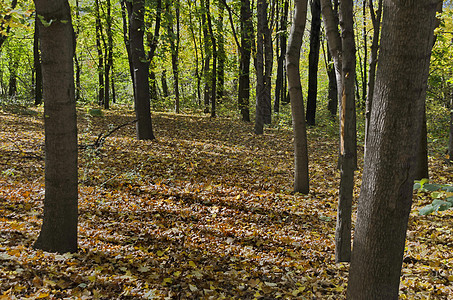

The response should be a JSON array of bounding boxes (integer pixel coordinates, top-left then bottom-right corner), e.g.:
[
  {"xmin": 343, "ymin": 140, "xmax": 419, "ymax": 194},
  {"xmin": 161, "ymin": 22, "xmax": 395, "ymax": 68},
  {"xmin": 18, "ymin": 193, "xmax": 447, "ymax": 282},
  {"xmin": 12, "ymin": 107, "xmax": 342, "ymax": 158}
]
[{"xmin": 0, "ymin": 0, "xmax": 452, "ymax": 299}]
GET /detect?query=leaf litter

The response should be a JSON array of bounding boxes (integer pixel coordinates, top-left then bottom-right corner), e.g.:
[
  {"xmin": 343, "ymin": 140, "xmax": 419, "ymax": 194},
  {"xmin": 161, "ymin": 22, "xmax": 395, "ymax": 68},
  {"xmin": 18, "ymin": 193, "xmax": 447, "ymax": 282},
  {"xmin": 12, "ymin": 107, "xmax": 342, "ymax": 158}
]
[{"xmin": 0, "ymin": 106, "xmax": 452, "ymax": 299}]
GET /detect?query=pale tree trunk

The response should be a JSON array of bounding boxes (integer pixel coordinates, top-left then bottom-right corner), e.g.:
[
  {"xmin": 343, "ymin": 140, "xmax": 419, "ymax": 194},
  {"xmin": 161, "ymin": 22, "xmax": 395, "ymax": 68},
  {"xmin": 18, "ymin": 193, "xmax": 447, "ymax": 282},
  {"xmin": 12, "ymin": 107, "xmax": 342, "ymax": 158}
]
[
  {"xmin": 33, "ymin": 0, "xmax": 78, "ymax": 253},
  {"xmin": 347, "ymin": 1, "xmax": 439, "ymax": 298},
  {"xmin": 320, "ymin": 0, "xmax": 357, "ymax": 263},
  {"xmin": 286, "ymin": 0, "xmax": 309, "ymax": 194},
  {"xmin": 127, "ymin": 0, "xmax": 155, "ymax": 140}
]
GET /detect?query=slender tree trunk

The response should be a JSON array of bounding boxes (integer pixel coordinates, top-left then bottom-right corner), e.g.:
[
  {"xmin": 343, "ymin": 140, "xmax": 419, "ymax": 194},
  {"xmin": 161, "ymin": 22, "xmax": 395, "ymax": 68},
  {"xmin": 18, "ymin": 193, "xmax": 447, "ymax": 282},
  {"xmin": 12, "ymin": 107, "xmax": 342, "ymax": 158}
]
[
  {"xmin": 238, "ymin": 0, "xmax": 252, "ymax": 122},
  {"xmin": 361, "ymin": 0, "xmax": 367, "ymax": 108},
  {"xmin": 33, "ymin": 16, "xmax": 43, "ymax": 106},
  {"xmin": 321, "ymin": 0, "xmax": 357, "ymax": 263},
  {"xmin": 323, "ymin": 40, "xmax": 338, "ymax": 117},
  {"xmin": 33, "ymin": 0, "xmax": 78, "ymax": 254},
  {"xmin": 263, "ymin": 5, "xmax": 273, "ymax": 125},
  {"xmin": 121, "ymin": 0, "xmax": 135, "ymax": 101},
  {"xmin": 206, "ymin": 0, "xmax": 217, "ymax": 118},
  {"xmin": 347, "ymin": 1, "xmax": 439, "ymax": 297},
  {"xmin": 217, "ymin": 1, "xmax": 225, "ymax": 101},
  {"xmin": 414, "ymin": 108, "xmax": 429, "ymax": 179},
  {"xmin": 161, "ymin": 70, "xmax": 169, "ymax": 98},
  {"xmin": 287, "ymin": 0, "xmax": 309, "ymax": 194},
  {"xmin": 188, "ymin": 1, "xmax": 202, "ymax": 104},
  {"xmin": 167, "ymin": 1, "xmax": 180, "ymax": 113},
  {"xmin": 449, "ymin": 93, "xmax": 453, "ymax": 163},
  {"xmin": 74, "ymin": 0, "xmax": 81, "ymax": 102},
  {"xmin": 274, "ymin": 0, "xmax": 289, "ymax": 114},
  {"xmin": 202, "ymin": 0, "xmax": 211, "ymax": 113},
  {"xmin": 95, "ymin": 0, "xmax": 105, "ymax": 107},
  {"xmin": 127, "ymin": 0, "xmax": 155, "ymax": 140},
  {"xmin": 306, "ymin": 0, "xmax": 321, "ymax": 126},
  {"xmin": 255, "ymin": 0, "xmax": 268, "ymax": 134},
  {"xmin": 104, "ymin": 0, "xmax": 113, "ymax": 109}
]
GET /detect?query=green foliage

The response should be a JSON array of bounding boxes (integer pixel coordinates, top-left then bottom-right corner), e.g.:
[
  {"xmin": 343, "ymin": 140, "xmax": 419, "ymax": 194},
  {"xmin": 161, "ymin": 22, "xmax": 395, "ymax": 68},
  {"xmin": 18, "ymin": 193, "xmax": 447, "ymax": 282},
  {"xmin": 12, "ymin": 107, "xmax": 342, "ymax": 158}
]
[{"xmin": 414, "ymin": 179, "xmax": 453, "ymax": 215}]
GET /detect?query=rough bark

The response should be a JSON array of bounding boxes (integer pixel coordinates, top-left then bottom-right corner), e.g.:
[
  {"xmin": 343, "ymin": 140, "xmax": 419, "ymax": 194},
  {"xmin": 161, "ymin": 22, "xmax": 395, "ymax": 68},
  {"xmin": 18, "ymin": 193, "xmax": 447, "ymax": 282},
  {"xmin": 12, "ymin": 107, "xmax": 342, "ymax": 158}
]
[
  {"xmin": 347, "ymin": 1, "xmax": 439, "ymax": 298},
  {"xmin": 33, "ymin": 0, "xmax": 78, "ymax": 253},
  {"xmin": 286, "ymin": 0, "xmax": 309, "ymax": 194},
  {"xmin": 127, "ymin": 0, "xmax": 155, "ymax": 140},
  {"xmin": 365, "ymin": 0, "xmax": 383, "ymax": 152},
  {"xmin": 238, "ymin": 0, "xmax": 253, "ymax": 122},
  {"xmin": 306, "ymin": 0, "xmax": 321, "ymax": 126}
]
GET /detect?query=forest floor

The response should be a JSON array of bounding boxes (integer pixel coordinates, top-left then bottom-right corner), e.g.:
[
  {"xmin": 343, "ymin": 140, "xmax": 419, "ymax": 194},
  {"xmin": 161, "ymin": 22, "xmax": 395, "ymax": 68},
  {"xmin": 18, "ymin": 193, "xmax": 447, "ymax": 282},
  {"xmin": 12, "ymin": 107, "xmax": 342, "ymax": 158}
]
[{"xmin": 0, "ymin": 104, "xmax": 452, "ymax": 299}]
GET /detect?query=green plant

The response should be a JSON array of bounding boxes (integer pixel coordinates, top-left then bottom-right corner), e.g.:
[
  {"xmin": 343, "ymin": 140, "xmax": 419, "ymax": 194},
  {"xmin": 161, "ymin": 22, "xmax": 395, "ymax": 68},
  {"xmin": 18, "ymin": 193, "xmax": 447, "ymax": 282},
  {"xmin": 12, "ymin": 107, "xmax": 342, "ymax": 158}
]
[{"xmin": 414, "ymin": 178, "xmax": 453, "ymax": 215}]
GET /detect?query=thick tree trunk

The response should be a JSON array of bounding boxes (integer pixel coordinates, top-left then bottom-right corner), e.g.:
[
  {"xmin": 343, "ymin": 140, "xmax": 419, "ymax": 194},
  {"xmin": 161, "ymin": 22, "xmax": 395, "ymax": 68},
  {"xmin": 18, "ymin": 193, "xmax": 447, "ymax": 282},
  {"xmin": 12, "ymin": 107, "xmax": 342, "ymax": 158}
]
[
  {"xmin": 238, "ymin": 0, "xmax": 252, "ymax": 122},
  {"xmin": 347, "ymin": 1, "xmax": 439, "ymax": 298},
  {"xmin": 365, "ymin": 0, "xmax": 383, "ymax": 152},
  {"xmin": 127, "ymin": 0, "xmax": 155, "ymax": 140},
  {"xmin": 286, "ymin": 0, "xmax": 309, "ymax": 194},
  {"xmin": 306, "ymin": 0, "xmax": 321, "ymax": 126},
  {"xmin": 33, "ymin": 0, "xmax": 78, "ymax": 254}
]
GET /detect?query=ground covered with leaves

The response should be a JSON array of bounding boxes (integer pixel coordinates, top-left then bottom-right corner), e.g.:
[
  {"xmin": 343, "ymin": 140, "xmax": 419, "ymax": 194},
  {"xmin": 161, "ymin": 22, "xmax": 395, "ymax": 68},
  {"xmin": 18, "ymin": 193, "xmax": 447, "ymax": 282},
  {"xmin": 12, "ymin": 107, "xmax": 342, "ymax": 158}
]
[{"xmin": 1, "ymin": 105, "xmax": 452, "ymax": 299}]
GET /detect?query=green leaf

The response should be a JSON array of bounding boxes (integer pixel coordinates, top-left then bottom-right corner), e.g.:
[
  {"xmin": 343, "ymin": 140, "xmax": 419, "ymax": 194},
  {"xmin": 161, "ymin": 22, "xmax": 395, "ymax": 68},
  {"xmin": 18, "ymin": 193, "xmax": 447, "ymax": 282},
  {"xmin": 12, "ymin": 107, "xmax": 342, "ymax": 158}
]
[
  {"xmin": 423, "ymin": 184, "xmax": 441, "ymax": 192},
  {"xmin": 413, "ymin": 182, "xmax": 421, "ymax": 190},
  {"xmin": 38, "ymin": 15, "xmax": 53, "ymax": 27},
  {"xmin": 419, "ymin": 205, "xmax": 436, "ymax": 216}
]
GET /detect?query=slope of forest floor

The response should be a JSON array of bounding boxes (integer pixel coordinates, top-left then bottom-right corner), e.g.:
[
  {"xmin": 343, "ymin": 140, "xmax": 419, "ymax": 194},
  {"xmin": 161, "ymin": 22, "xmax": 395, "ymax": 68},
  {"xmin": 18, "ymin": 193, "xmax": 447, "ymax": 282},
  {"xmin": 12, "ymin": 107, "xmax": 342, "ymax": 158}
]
[{"xmin": 1, "ymin": 105, "xmax": 452, "ymax": 299}]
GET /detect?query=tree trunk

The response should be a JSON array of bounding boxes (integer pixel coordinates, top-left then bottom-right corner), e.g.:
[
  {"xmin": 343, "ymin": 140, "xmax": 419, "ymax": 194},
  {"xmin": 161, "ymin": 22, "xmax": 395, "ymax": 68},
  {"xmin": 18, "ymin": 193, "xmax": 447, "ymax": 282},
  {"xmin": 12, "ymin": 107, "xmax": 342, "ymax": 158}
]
[
  {"xmin": 202, "ymin": 0, "xmax": 211, "ymax": 113},
  {"xmin": 33, "ymin": 0, "xmax": 78, "ymax": 254},
  {"xmin": 127, "ymin": 0, "xmax": 155, "ymax": 140},
  {"xmin": 238, "ymin": 0, "xmax": 253, "ymax": 122},
  {"xmin": 274, "ymin": 0, "xmax": 289, "ymax": 114},
  {"xmin": 323, "ymin": 42, "xmax": 338, "ymax": 117},
  {"xmin": 161, "ymin": 70, "xmax": 169, "ymax": 98},
  {"xmin": 254, "ymin": 0, "xmax": 268, "ymax": 134},
  {"xmin": 216, "ymin": 1, "xmax": 225, "ymax": 101},
  {"xmin": 206, "ymin": 0, "xmax": 217, "ymax": 118},
  {"xmin": 321, "ymin": 0, "xmax": 357, "ymax": 263},
  {"xmin": 33, "ymin": 15, "xmax": 43, "ymax": 106},
  {"xmin": 414, "ymin": 108, "xmax": 429, "ymax": 179},
  {"xmin": 95, "ymin": 0, "xmax": 105, "ymax": 107},
  {"xmin": 306, "ymin": 0, "xmax": 321, "ymax": 126},
  {"xmin": 287, "ymin": 0, "xmax": 309, "ymax": 194},
  {"xmin": 120, "ymin": 0, "xmax": 135, "ymax": 101},
  {"xmin": 365, "ymin": 0, "xmax": 383, "ymax": 152},
  {"xmin": 74, "ymin": 0, "xmax": 81, "ymax": 102},
  {"xmin": 104, "ymin": 0, "xmax": 113, "ymax": 109},
  {"xmin": 449, "ymin": 94, "xmax": 453, "ymax": 163},
  {"xmin": 347, "ymin": 1, "xmax": 439, "ymax": 298}
]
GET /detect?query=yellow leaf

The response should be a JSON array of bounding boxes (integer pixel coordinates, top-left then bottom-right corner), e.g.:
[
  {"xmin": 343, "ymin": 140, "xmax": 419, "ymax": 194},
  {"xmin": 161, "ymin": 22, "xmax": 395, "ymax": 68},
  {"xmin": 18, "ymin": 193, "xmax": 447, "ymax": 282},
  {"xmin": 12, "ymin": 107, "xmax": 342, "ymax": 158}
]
[
  {"xmin": 163, "ymin": 277, "xmax": 172, "ymax": 285},
  {"xmin": 189, "ymin": 261, "xmax": 196, "ymax": 268},
  {"xmin": 173, "ymin": 271, "xmax": 181, "ymax": 277},
  {"xmin": 36, "ymin": 292, "xmax": 50, "ymax": 299}
]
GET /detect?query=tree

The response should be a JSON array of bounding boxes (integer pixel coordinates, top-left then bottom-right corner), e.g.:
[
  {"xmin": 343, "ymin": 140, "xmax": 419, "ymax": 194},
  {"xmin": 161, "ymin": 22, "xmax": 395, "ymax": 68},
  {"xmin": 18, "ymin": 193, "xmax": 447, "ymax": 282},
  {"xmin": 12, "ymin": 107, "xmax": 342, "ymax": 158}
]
[
  {"xmin": 306, "ymin": 0, "xmax": 321, "ymax": 126},
  {"xmin": 33, "ymin": 0, "xmax": 78, "ymax": 253},
  {"xmin": 33, "ymin": 14, "xmax": 43, "ymax": 105},
  {"xmin": 94, "ymin": 0, "xmax": 105, "ymax": 107},
  {"xmin": 320, "ymin": 0, "xmax": 357, "ymax": 263},
  {"xmin": 254, "ymin": 0, "xmax": 273, "ymax": 134},
  {"xmin": 449, "ymin": 94, "xmax": 453, "ymax": 163},
  {"xmin": 286, "ymin": 0, "xmax": 310, "ymax": 194},
  {"xmin": 274, "ymin": 0, "xmax": 289, "ymax": 113},
  {"xmin": 126, "ymin": 0, "xmax": 155, "ymax": 140},
  {"xmin": 0, "ymin": 0, "xmax": 17, "ymax": 49},
  {"xmin": 238, "ymin": 0, "xmax": 253, "ymax": 121},
  {"xmin": 347, "ymin": 0, "xmax": 440, "ymax": 297}
]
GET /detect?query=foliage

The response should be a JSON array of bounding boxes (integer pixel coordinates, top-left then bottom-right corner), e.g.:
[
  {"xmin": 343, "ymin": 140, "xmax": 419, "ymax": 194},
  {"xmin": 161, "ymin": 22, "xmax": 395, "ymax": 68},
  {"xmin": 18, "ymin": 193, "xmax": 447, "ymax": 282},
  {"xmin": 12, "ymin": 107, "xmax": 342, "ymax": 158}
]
[
  {"xmin": 414, "ymin": 179, "xmax": 453, "ymax": 216},
  {"xmin": 1, "ymin": 106, "xmax": 452, "ymax": 299}
]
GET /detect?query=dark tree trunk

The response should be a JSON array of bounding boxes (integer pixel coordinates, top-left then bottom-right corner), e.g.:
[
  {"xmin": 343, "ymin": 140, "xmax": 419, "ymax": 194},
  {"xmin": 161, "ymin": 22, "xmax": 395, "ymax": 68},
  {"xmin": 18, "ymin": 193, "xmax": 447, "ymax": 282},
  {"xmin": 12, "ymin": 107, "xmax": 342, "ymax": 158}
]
[
  {"xmin": 95, "ymin": 0, "xmax": 105, "ymax": 107},
  {"xmin": 188, "ymin": 1, "xmax": 202, "ymax": 105},
  {"xmin": 365, "ymin": 0, "xmax": 383, "ymax": 151},
  {"xmin": 161, "ymin": 70, "xmax": 169, "ymax": 98},
  {"xmin": 325, "ymin": 44, "xmax": 338, "ymax": 117},
  {"xmin": 216, "ymin": 1, "xmax": 225, "ymax": 101},
  {"xmin": 121, "ymin": 0, "xmax": 135, "ymax": 101},
  {"xmin": 414, "ymin": 108, "xmax": 429, "ymax": 179},
  {"xmin": 206, "ymin": 0, "xmax": 217, "ymax": 118},
  {"xmin": 274, "ymin": 0, "xmax": 289, "ymax": 114},
  {"xmin": 254, "ymin": 0, "xmax": 270, "ymax": 134},
  {"xmin": 127, "ymin": 0, "xmax": 155, "ymax": 140},
  {"xmin": 74, "ymin": 0, "xmax": 81, "ymax": 102},
  {"xmin": 33, "ymin": 0, "xmax": 78, "ymax": 254},
  {"xmin": 347, "ymin": 1, "xmax": 439, "ymax": 297},
  {"xmin": 306, "ymin": 0, "xmax": 321, "ymax": 126},
  {"xmin": 166, "ymin": 1, "xmax": 180, "ymax": 113},
  {"xmin": 104, "ymin": 0, "xmax": 113, "ymax": 109},
  {"xmin": 449, "ymin": 94, "xmax": 453, "ymax": 163},
  {"xmin": 8, "ymin": 62, "xmax": 17, "ymax": 97},
  {"xmin": 238, "ymin": 0, "xmax": 253, "ymax": 122},
  {"xmin": 287, "ymin": 0, "xmax": 310, "ymax": 194},
  {"xmin": 202, "ymin": 0, "xmax": 211, "ymax": 113},
  {"xmin": 33, "ymin": 16, "xmax": 43, "ymax": 106}
]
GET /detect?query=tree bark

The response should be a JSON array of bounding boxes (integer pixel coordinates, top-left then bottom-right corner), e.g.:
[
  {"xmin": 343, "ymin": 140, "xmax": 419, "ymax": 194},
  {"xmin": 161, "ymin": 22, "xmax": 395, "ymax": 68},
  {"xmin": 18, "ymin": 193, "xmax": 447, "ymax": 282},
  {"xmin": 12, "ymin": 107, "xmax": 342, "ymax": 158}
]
[
  {"xmin": 104, "ymin": 0, "xmax": 113, "ymax": 109},
  {"xmin": 365, "ymin": 0, "xmax": 383, "ymax": 152},
  {"xmin": 127, "ymin": 0, "xmax": 155, "ymax": 140},
  {"xmin": 274, "ymin": 0, "xmax": 289, "ymax": 114},
  {"xmin": 238, "ymin": 0, "xmax": 253, "ymax": 122},
  {"xmin": 286, "ymin": 0, "xmax": 309, "ymax": 194},
  {"xmin": 449, "ymin": 94, "xmax": 453, "ymax": 163},
  {"xmin": 95, "ymin": 0, "xmax": 105, "ymax": 107},
  {"xmin": 347, "ymin": 1, "xmax": 439, "ymax": 298},
  {"xmin": 33, "ymin": 0, "xmax": 78, "ymax": 254},
  {"xmin": 33, "ymin": 15, "xmax": 43, "ymax": 106},
  {"xmin": 306, "ymin": 0, "xmax": 321, "ymax": 126}
]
